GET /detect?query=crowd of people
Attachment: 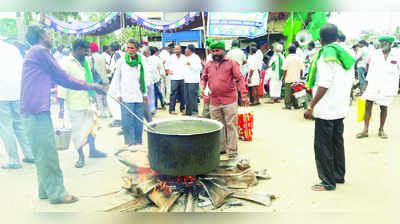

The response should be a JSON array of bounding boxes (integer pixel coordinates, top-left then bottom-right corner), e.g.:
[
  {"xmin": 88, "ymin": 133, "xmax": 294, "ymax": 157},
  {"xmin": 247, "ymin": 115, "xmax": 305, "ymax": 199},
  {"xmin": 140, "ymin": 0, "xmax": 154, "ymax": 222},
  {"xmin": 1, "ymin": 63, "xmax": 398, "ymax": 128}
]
[{"xmin": 1, "ymin": 22, "xmax": 400, "ymax": 206}]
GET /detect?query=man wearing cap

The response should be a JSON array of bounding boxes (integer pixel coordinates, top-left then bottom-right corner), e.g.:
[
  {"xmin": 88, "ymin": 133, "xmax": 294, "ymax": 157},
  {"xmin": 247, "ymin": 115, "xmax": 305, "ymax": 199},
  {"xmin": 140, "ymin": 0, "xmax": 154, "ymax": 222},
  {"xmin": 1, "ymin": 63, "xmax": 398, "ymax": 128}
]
[
  {"xmin": 356, "ymin": 36, "xmax": 400, "ymax": 139},
  {"xmin": 200, "ymin": 41, "xmax": 249, "ymax": 159}
]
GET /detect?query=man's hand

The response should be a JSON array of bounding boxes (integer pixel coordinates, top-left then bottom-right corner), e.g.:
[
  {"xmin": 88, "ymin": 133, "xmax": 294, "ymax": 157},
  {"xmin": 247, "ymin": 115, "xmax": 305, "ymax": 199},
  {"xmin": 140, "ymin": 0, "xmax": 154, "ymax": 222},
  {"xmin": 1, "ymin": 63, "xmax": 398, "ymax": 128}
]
[
  {"xmin": 304, "ymin": 108, "xmax": 313, "ymax": 120},
  {"xmin": 143, "ymin": 96, "xmax": 148, "ymax": 103},
  {"xmin": 241, "ymin": 97, "xmax": 250, "ymax": 107},
  {"xmin": 92, "ymin": 84, "xmax": 106, "ymax": 95},
  {"xmin": 200, "ymin": 88, "xmax": 205, "ymax": 97},
  {"xmin": 117, "ymin": 96, "xmax": 123, "ymax": 102},
  {"xmin": 186, "ymin": 61, "xmax": 191, "ymax": 66}
]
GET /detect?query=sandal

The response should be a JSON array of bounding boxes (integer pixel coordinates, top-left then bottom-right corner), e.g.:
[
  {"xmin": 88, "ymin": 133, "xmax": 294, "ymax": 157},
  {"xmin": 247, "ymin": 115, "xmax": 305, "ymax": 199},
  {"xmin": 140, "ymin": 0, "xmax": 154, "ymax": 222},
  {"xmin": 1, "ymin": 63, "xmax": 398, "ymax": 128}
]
[
  {"xmin": 356, "ymin": 132, "xmax": 369, "ymax": 139},
  {"xmin": 75, "ymin": 159, "xmax": 85, "ymax": 168},
  {"xmin": 378, "ymin": 130, "xmax": 388, "ymax": 139},
  {"xmin": 1, "ymin": 164, "xmax": 22, "ymax": 169},
  {"xmin": 55, "ymin": 195, "xmax": 79, "ymax": 204},
  {"xmin": 311, "ymin": 183, "xmax": 335, "ymax": 191}
]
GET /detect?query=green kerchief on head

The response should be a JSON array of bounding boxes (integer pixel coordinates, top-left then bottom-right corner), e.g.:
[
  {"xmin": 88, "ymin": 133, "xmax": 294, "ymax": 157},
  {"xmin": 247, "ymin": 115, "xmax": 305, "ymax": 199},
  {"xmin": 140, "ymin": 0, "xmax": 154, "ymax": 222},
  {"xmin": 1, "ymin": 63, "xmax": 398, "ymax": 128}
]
[
  {"xmin": 206, "ymin": 38, "xmax": 214, "ymax": 47},
  {"xmin": 209, "ymin": 41, "xmax": 225, "ymax": 50},
  {"xmin": 378, "ymin": 36, "xmax": 395, "ymax": 43}
]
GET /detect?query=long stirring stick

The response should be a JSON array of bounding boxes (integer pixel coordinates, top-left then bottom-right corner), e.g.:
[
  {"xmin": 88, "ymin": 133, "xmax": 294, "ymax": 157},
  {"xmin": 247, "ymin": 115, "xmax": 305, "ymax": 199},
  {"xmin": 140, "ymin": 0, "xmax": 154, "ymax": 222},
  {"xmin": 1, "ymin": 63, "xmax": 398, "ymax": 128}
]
[{"xmin": 107, "ymin": 94, "xmax": 159, "ymax": 133}]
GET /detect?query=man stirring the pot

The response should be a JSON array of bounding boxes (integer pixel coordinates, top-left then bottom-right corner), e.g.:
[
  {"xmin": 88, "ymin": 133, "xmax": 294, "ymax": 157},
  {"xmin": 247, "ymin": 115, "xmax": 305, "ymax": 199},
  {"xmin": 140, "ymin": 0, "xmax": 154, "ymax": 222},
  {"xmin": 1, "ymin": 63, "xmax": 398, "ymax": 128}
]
[{"xmin": 200, "ymin": 41, "xmax": 249, "ymax": 159}]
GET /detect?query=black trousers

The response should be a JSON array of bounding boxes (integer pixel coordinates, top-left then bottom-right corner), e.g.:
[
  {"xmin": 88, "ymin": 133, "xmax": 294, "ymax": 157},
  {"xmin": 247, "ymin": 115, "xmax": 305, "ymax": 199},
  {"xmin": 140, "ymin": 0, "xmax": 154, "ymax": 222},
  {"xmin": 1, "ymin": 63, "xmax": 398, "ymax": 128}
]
[
  {"xmin": 284, "ymin": 83, "xmax": 294, "ymax": 108},
  {"xmin": 314, "ymin": 118, "xmax": 346, "ymax": 190},
  {"xmin": 170, "ymin": 79, "xmax": 185, "ymax": 113},
  {"xmin": 184, "ymin": 83, "xmax": 199, "ymax": 115}
]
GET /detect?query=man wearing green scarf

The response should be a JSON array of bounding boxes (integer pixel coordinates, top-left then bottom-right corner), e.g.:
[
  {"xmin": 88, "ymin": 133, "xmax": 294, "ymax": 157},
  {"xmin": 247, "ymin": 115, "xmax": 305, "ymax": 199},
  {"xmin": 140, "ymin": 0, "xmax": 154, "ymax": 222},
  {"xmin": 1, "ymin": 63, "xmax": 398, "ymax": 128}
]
[
  {"xmin": 356, "ymin": 36, "xmax": 399, "ymax": 139},
  {"xmin": 304, "ymin": 24, "xmax": 355, "ymax": 191},
  {"xmin": 200, "ymin": 41, "xmax": 249, "ymax": 159},
  {"xmin": 113, "ymin": 39, "xmax": 149, "ymax": 149},
  {"xmin": 267, "ymin": 43, "xmax": 284, "ymax": 103},
  {"xmin": 58, "ymin": 39, "xmax": 107, "ymax": 168}
]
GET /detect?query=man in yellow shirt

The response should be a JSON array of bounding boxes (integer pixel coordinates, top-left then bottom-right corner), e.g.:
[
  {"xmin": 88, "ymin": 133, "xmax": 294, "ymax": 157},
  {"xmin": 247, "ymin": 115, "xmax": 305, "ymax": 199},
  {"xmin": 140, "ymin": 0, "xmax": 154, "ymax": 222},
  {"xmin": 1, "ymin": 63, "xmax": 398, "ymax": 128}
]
[{"xmin": 58, "ymin": 39, "xmax": 107, "ymax": 168}]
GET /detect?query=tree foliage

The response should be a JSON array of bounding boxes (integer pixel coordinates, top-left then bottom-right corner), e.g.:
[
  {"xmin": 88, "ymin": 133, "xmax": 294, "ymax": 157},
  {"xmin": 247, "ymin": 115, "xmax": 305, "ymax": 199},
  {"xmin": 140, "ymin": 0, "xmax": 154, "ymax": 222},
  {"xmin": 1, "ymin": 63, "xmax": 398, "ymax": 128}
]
[{"xmin": 0, "ymin": 18, "xmax": 17, "ymax": 40}]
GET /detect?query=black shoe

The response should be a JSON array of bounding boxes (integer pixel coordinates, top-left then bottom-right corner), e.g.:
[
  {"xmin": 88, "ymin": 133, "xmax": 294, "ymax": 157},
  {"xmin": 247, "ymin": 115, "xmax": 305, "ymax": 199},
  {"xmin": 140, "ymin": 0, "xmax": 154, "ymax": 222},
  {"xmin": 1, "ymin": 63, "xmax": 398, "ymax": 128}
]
[
  {"xmin": 75, "ymin": 159, "xmax": 85, "ymax": 168},
  {"xmin": 89, "ymin": 150, "xmax": 107, "ymax": 158},
  {"xmin": 336, "ymin": 179, "xmax": 345, "ymax": 184},
  {"xmin": 22, "ymin": 158, "xmax": 35, "ymax": 164},
  {"xmin": 109, "ymin": 120, "xmax": 122, "ymax": 128}
]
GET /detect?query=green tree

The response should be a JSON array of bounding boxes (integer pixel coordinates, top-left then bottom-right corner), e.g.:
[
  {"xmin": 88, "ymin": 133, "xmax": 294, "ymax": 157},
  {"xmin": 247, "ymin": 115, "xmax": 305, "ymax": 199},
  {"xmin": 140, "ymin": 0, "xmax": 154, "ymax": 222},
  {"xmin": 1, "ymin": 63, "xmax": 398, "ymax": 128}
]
[{"xmin": 0, "ymin": 18, "xmax": 17, "ymax": 40}]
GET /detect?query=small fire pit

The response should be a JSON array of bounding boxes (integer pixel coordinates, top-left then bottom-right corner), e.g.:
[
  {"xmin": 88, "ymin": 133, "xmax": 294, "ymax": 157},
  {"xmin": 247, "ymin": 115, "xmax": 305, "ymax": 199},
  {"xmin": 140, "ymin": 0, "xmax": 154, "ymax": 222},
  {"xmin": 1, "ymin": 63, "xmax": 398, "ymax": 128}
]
[{"xmin": 107, "ymin": 151, "xmax": 278, "ymax": 212}]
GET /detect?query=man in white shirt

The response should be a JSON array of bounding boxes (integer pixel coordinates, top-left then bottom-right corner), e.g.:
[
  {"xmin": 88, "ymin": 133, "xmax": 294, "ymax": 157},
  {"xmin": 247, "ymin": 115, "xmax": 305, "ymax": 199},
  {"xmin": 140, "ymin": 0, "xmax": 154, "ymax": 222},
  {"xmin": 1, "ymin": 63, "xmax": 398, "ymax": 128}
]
[
  {"xmin": 113, "ymin": 39, "xmax": 150, "ymax": 148},
  {"xmin": 90, "ymin": 42, "xmax": 110, "ymax": 118},
  {"xmin": 102, "ymin": 45, "xmax": 112, "ymax": 81},
  {"xmin": 0, "ymin": 40, "xmax": 34, "ymax": 169},
  {"xmin": 355, "ymin": 40, "xmax": 369, "ymax": 95},
  {"xmin": 227, "ymin": 40, "xmax": 247, "ymax": 72},
  {"xmin": 357, "ymin": 36, "xmax": 400, "ymax": 139},
  {"xmin": 293, "ymin": 41, "xmax": 305, "ymax": 62},
  {"xmin": 304, "ymin": 24, "xmax": 355, "ymax": 191},
  {"xmin": 107, "ymin": 42, "xmax": 124, "ymax": 128},
  {"xmin": 165, "ymin": 45, "xmax": 187, "ymax": 115},
  {"xmin": 247, "ymin": 48, "xmax": 261, "ymax": 105},
  {"xmin": 282, "ymin": 44, "xmax": 304, "ymax": 109},
  {"xmin": 184, "ymin": 45, "xmax": 202, "ymax": 116},
  {"xmin": 149, "ymin": 47, "xmax": 166, "ymax": 110},
  {"xmin": 159, "ymin": 47, "xmax": 171, "ymax": 104}
]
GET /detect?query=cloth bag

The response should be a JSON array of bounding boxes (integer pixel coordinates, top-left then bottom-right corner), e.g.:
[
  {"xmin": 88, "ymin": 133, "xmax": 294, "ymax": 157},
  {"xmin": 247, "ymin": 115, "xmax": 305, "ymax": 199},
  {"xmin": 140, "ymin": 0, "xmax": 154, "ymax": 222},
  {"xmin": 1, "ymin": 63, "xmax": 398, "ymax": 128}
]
[
  {"xmin": 357, "ymin": 98, "xmax": 372, "ymax": 122},
  {"xmin": 238, "ymin": 108, "xmax": 254, "ymax": 141}
]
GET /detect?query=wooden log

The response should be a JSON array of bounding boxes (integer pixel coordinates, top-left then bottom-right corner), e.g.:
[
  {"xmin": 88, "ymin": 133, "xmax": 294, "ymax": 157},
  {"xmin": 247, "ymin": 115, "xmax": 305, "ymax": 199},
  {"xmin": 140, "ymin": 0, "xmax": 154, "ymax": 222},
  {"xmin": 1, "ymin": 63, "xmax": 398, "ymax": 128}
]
[
  {"xmin": 148, "ymin": 190, "xmax": 170, "ymax": 208},
  {"xmin": 137, "ymin": 179, "xmax": 158, "ymax": 195},
  {"xmin": 184, "ymin": 192, "xmax": 194, "ymax": 212},
  {"xmin": 120, "ymin": 196, "xmax": 152, "ymax": 212},
  {"xmin": 231, "ymin": 192, "xmax": 277, "ymax": 207},
  {"xmin": 205, "ymin": 168, "xmax": 252, "ymax": 177},
  {"xmin": 104, "ymin": 196, "xmax": 150, "ymax": 212},
  {"xmin": 158, "ymin": 193, "xmax": 183, "ymax": 212},
  {"xmin": 200, "ymin": 180, "xmax": 233, "ymax": 208}
]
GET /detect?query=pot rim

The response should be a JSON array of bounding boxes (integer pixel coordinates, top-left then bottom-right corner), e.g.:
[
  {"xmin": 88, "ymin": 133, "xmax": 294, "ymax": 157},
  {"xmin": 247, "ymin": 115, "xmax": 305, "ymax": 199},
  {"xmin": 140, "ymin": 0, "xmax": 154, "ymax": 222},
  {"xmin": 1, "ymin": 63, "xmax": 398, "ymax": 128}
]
[{"xmin": 146, "ymin": 117, "xmax": 224, "ymax": 136}]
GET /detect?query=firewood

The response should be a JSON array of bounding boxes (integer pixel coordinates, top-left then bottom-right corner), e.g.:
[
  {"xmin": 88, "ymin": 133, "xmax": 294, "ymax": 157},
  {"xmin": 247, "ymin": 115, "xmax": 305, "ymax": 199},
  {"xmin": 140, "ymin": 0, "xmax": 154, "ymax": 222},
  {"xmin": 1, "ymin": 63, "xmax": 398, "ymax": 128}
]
[
  {"xmin": 231, "ymin": 192, "xmax": 277, "ymax": 207},
  {"xmin": 200, "ymin": 180, "xmax": 233, "ymax": 208},
  {"xmin": 158, "ymin": 193, "xmax": 183, "ymax": 212},
  {"xmin": 184, "ymin": 192, "xmax": 194, "ymax": 212},
  {"xmin": 104, "ymin": 196, "xmax": 150, "ymax": 212}
]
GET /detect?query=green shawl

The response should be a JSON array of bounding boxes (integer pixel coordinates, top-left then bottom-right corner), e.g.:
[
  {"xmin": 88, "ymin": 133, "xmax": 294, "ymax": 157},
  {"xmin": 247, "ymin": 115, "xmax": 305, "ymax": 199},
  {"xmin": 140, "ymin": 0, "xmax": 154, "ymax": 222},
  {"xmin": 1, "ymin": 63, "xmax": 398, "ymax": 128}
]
[
  {"xmin": 125, "ymin": 53, "xmax": 146, "ymax": 94},
  {"xmin": 82, "ymin": 58, "xmax": 95, "ymax": 97},
  {"xmin": 306, "ymin": 43, "xmax": 355, "ymax": 89},
  {"xmin": 271, "ymin": 53, "xmax": 284, "ymax": 80}
]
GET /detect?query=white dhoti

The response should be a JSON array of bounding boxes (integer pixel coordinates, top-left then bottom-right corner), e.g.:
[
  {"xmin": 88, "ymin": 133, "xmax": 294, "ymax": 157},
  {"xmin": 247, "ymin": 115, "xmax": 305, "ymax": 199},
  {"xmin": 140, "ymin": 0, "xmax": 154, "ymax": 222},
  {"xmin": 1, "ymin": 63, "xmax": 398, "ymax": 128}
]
[
  {"xmin": 269, "ymin": 78, "xmax": 282, "ymax": 98},
  {"xmin": 361, "ymin": 88, "xmax": 394, "ymax": 107},
  {"xmin": 68, "ymin": 110, "xmax": 94, "ymax": 149}
]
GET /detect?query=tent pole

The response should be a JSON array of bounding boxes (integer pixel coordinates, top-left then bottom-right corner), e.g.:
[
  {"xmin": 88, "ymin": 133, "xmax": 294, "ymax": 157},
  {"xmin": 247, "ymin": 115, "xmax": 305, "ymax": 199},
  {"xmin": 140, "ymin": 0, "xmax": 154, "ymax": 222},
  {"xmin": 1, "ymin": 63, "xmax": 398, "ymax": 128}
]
[
  {"xmin": 139, "ymin": 26, "xmax": 143, "ymax": 44},
  {"xmin": 201, "ymin": 11, "xmax": 208, "ymax": 59}
]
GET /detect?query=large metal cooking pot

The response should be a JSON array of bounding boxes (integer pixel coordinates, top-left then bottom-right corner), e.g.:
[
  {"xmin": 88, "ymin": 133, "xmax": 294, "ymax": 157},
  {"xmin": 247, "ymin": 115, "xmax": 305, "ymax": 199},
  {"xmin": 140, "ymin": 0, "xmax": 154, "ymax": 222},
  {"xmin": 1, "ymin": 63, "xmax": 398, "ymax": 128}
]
[{"xmin": 146, "ymin": 117, "xmax": 223, "ymax": 176}]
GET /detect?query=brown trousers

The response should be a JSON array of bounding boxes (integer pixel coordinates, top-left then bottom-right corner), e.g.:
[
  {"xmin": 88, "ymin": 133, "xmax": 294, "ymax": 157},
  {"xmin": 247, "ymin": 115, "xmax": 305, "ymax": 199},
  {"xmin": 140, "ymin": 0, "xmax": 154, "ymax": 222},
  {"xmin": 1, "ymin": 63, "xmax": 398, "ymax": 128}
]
[{"xmin": 210, "ymin": 102, "xmax": 238, "ymax": 154}]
